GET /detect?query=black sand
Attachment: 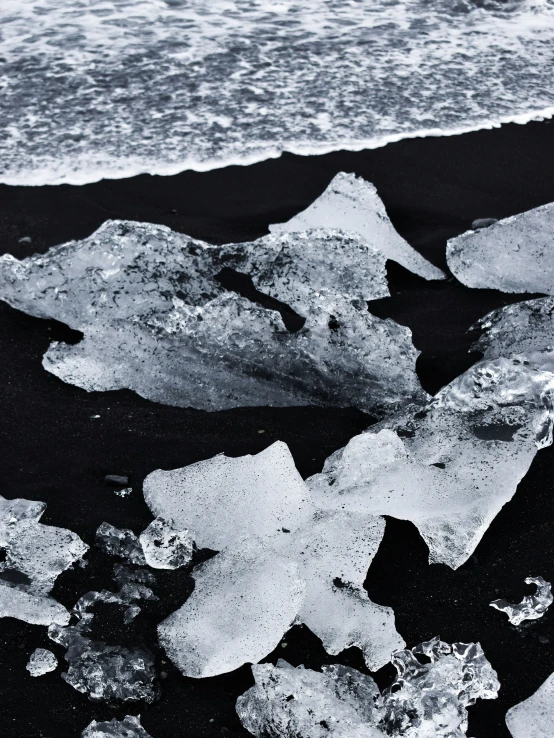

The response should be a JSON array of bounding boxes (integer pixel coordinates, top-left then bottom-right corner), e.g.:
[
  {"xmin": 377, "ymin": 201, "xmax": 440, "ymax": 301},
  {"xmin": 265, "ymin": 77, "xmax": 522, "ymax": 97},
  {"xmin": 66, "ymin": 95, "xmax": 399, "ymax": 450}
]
[{"xmin": 1, "ymin": 119, "xmax": 554, "ymax": 736}]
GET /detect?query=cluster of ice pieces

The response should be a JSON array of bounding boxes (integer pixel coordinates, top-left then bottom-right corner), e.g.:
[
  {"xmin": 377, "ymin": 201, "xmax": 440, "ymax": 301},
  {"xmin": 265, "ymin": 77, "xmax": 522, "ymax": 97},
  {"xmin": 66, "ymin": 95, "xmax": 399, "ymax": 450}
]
[
  {"xmin": 506, "ymin": 672, "xmax": 554, "ymax": 738},
  {"xmin": 0, "ymin": 174, "xmax": 434, "ymax": 416},
  {"xmin": 81, "ymin": 716, "xmax": 152, "ymax": 738},
  {"xmin": 490, "ymin": 576, "xmax": 553, "ymax": 626},
  {"xmin": 26, "ymin": 648, "xmax": 57, "ymax": 677},
  {"xmin": 237, "ymin": 637, "xmax": 500, "ymax": 738}
]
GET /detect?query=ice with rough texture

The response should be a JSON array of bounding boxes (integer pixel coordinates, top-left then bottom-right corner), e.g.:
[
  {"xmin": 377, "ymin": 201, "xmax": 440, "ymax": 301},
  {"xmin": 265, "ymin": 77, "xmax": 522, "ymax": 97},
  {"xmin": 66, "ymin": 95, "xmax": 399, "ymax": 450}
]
[
  {"xmin": 139, "ymin": 518, "xmax": 194, "ymax": 570},
  {"xmin": 271, "ymin": 173, "xmax": 444, "ymax": 280},
  {"xmin": 96, "ymin": 523, "xmax": 146, "ymax": 566},
  {"xmin": 0, "ymin": 221, "xmax": 426, "ymax": 416},
  {"xmin": 309, "ymin": 355, "xmax": 554, "ymax": 568},
  {"xmin": 237, "ymin": 637, "xmax": 499, "ymax": 738},
  {"xmin": 490, "ymin": 576, "xmax": 553, "ymax": 626},
  {"xmin": 81, "ymin": 716, "xmax": 152, "ymax": 738},
  {"xmin": 447, "ymin": 202, "xmax": 554, "ymax": 294},
  {"xmin": 506, "ymin": 671, "xmax": 554, "ymax": 738},
  {"xmin": 26, "ymin": 648, "xmax": 58, "ymax": 677}
]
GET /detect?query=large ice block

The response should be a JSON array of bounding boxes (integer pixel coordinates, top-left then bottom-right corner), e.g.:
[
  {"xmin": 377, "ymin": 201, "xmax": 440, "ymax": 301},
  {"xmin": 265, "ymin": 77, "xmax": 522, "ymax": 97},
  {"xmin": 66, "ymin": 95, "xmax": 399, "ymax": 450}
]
[{"xmin": 506, "ymin": 672, "xmax": 554, "ymax": 738}]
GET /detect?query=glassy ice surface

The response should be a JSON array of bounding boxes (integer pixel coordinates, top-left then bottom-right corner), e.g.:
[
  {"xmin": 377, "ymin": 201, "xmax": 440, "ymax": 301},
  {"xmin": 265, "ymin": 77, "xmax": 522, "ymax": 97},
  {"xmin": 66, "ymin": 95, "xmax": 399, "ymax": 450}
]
[
  {"xmin": 96, "ymin": 523, "xmax": 147, "ymax": 566},
  {"xmin": 139, "ymin": 518, "xmax": 194, "ymax": 570},
  {"xmin": 506, "ymin": 672, "xmax": 554, "ymax": 738},
  {"xmin": 26, "ymin": 648, "xmax": 58, "ymax": 677},
  {"xmin": 308, "ymin": 355, "xmax": 554, "ymax": 568},
  {"xmin": 490, "ymin": 576, "xmax": 553, "ymax": 626},
  {"xmin": 271, "ymin": 173, "xmax": 444, "ymax": 280},
  {"xmin": 447, "ymin": 202, "xmax": 554, "ymax": 294},
  {"xmin": 0, "ymin": 222, "xmax": 426, "ymax": 415},
  {"xmin": 237, "ymin": 637, "xmax": 499, "ymax": 738},
  {"xmin": 81, "ymin": 716, "xmax": 153, "ymax": 738}
]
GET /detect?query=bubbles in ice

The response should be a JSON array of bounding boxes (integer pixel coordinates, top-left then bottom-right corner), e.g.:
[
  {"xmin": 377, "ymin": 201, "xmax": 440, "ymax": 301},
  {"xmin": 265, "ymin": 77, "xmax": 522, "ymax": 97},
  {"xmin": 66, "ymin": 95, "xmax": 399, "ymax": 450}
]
[
  {"xmin": 26, "ymin": 648, "xmax": 58, "ymax": 677},
  {"xmin": 81, "ymin": 715, "xmax": 152, "ymax": 738},
  {"xmin": 490, "ymin": 576, "xmax": 553, "ymax": 626},
  {"xmin": 139, "ymin": 518, "xmax": 194, "ymax": 570},
  {"xmin": 0, "ymin": 221, "xmax": 426, "ymax": 416},
  {"xmin": 237, "ymin": 637, "xmax": 499, "ymax": 738},
  {"xmin": 270, "ymin": 173, "xmax": 445, "ymax": 280},
  {"xmin": 308, "ymin": 355, "xmax": 554, "ymax": 568},
  {"xmin": 447, "ymin": 202, "xmax": 554, "ymax": 294},
  {"xmin": 506, "ymin": 671, "xmax": 554, "ymax": 738}
]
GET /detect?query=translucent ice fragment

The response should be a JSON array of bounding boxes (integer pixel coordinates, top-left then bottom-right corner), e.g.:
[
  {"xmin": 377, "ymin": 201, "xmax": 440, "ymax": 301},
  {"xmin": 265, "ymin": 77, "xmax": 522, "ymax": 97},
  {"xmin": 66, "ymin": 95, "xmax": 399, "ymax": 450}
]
[
  {"xmin": 144, "ymin": 442, "xmax": 314, "ymax": 551},
  {"xmin": 506, "ymin": 672, "xmax": 554, "ymax": 738},
  {"xmin": 271, "ymin": 173, "xmax": 445, "ymax": 281},
  {"xmin": 158, "ymin": 536, "xmax": 305, "ymax": 678},
  {"xmin": 81, "ymin": 716, "xmax": 153, "ymax": 738},
  {"xmin": 26, "ymin": 648, "xmax": 57, "ymax": 677},
  {"xmin": 447, "ymin": 202, "xmax": 554, "ymax": 294},
  {"xmin": 139, "ymin": 518, "xmax": 194, "ymax": 570},
  {"xmin": 490, "ymin": 576, "xmax": 553, "ymax": 626},
  {"xmin": 96, "ymin": 523, "xmax": 146, "ymax": 566},
  {"xmin": 0, "ymin": 221, "xmax": 426, "ymax": 416}
]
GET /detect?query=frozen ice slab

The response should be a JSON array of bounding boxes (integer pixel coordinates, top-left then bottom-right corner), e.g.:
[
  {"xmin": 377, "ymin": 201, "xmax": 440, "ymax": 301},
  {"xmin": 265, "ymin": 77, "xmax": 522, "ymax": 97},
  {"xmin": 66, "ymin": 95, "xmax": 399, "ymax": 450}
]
[
  {"xmin": 158, "ymin": 535, "xmax": 305, "ymax": 678},
  {"xmin": 139, "ymin": 518, "xmax": 194, "ymax": 570},
  {"xmin": 506, "ymin": 672, "xmax": 554, "ymax": 738},
  {"xmin": 309, "ymin": 355, "xmax": 554, "ymax": 568},
  {"xmin": 82, "ymin": 716, "xmax": 152, "ymax": 738},
  {"xmin": 0, "ymin": 221, "xmax": 426, "ymax": 415},
  {"xmin": 490, "ymin": 576, "xmax": 553, "ymax": 626},
  {"xmin": 237, "ymin": 637, "xmax": 499, "ymax": 738},
  {"xmin": 26, "ymin": 648, "xmax": 57, "ymax": 677},
  {"xmin": 447, "ymin": 202, "xmax": 554, "ymax": 294},
  {"xmin": 270, "ymin": 173, "xmax": 445, "ymax": 281}
]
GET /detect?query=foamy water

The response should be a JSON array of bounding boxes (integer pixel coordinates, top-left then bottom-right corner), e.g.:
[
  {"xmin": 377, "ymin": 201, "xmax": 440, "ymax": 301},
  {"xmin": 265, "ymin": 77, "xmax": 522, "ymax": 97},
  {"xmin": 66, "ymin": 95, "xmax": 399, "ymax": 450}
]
[{"xmin": 1, "ymin": 0, "xmax": 554, "ymax": 185}]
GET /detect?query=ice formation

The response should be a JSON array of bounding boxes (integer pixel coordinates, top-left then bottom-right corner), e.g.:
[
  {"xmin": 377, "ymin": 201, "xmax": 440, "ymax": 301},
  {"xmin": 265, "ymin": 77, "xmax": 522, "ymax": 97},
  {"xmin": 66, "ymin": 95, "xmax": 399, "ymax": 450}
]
[
  {"xmin": 96, "ymin": 523, "xmax": 147, "ymax": 566},
  {"xmin": 308, "ymin": 354, "xmax": 554, "ymax": 569},
  {"xmin": 146, "ymin": 442, "xmax": 403, "ymax": 677},
  {"xmin": 0, "ymin": 221, "xmax": 426, "ymax": 416},
  {"xmin": 26, "ymin": 648, "xmax": 58, "ymax": 677},
  {"xmin": 81, "ymin": 715, "xmax": 152, "ymax": 738},
  {"xmin": 0, "ymin": 495, "xmax": 88, "ymax": 625},
  {"xmin": 270, "ymin": 173, "xmax": 444, "ymax": 280},
  {"xmin": 447, "ymin": 202, "xmax": 554, "ymax": 294},
  {"xmin": 506, "ymin": 672, "xmax": 554, "ymax": 738},
  {"xmin": 237, "ymin": 637, "xmax": 499, "ymax": 738},
  {"xmin": 490, "ymin": 576, "xmax": 553, "ymax": 626},
  {"xmin": 139, "ymin": 518, "xmax": 194, "ymax": 570}
]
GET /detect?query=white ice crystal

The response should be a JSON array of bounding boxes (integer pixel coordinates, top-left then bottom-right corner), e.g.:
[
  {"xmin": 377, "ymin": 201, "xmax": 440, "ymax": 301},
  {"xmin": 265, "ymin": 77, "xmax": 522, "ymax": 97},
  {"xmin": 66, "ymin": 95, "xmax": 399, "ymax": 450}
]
[
  {"xmin": 26, "ymin": 648, "xmax": 58, "ymax": 677},
  {"xmin": 490, "ymin": 576, "xmax": 553, "ymax": 626},
  {"xmin": 81, "ymin": 715, "xmax": 152, "ymax": 738},
  {"xmin": 139, "ymin": 518, "xmax": 194, "ymax": 570},
  {"xmin": 447, "ymin": 201, "xmax": 554, "ymax": 294},
  {"xmin": 271, "ymin": 173, "xmax": 445, "ymax": 281},
  {"xmin": 506, "ymin": 672, "xmax": 554, "ymax": 738},
  {"xmin": 0, "ymin": 221, "xmax": 426, "ymax": 416}
]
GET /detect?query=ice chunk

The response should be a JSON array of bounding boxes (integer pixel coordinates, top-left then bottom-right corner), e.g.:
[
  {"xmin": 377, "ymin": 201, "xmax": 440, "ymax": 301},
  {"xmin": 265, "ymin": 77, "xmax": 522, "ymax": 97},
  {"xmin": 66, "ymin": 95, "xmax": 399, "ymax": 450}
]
[
  {"xmin": 270, "ymin": 173, "xmax": 445, "ymax": 281},
  {"xmin": 506, "ymin": 672, "xmax": 554, "ymax": 738},
  {"xmin": 139, "ymin": 518, "xmax": 194, "ymax": 570},
  {"xmin": 0, "ymin": 586, "xmax": 70, "ymax": 625},
  {"xmin": 26, "ymin": 648, "xmax": 57, "ymax": 677},
  {"xmin": 158, "ymin": 535, "xmax": 305, "ymax": 678},
  {"xmin": 82, "ymin": 716, "xmax": 153, "ymax": 738},
  {"xmin": 96, "ymin": 523, "xmax": 146, "ymax": 566},
  {"xmin": 447, "ymin": 202, "xmax": 554, "ymax": 294},
  {"xmin": 0, "ymin": 221, "xmax": 426, "ymax": 416},
  {"xmin": 0, "ymin": 495, "xmax": 45, "ymax": 546},
  {"xmin": 237, "ymin": 638, "xmax": 499, "ymax": 738},
  {"xmin": 309, "ymin": 356, "xmax": 554, "ymax": 568},
  {"xmin": 144, "ymin": 442, "xmax": 314, "ymax": 551},
  {"xmin": 490, "ymin": 576, "xmax": 553, "ymax": 626}
]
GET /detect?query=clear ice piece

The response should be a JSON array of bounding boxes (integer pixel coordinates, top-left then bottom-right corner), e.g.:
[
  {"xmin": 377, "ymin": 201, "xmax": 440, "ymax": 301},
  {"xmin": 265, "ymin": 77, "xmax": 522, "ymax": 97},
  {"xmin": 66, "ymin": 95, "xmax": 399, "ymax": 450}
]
[
  {"xmin": 506, "ymin": 671, "xmax": 554, "ymax": 738},
  {"xmin": 490, "ymin": 576, "xmax": 553, "ymax": 626},
  {"xmin": 139, "ymin": 518, "xmax": 194, "ymax": 570},
  {"xmin": 270, "ymin": 173, "xmax": 445, "ymax": 281},
  {"xmin": 447, "ymin": 202, "xmax": 554, "ymax": 294},
  {"xmin": 81, "ymin": 716, "xmax": 152, "ymax": 738},
  {"xmin": 0, "ymin": 221, "xmax": 426, "ymax": 416},
  {"xmin": 26, "ymin": 648, "xmax": 58, "ymax": 677},
  {"xmin": 96, "ymin": 523, "xmax": 146, "ymax": 566}
]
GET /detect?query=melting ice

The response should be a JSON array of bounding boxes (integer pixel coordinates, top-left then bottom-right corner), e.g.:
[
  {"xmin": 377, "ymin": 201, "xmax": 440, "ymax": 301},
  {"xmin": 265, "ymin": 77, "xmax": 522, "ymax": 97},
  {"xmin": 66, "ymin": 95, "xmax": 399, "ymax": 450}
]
[
  {"xmin": 490, "ymin": 576, "xmax": 553, "ymax": 626},
  {"xmin": 506, "ymin": 672, "xmax": 554, "ymax": 738}
]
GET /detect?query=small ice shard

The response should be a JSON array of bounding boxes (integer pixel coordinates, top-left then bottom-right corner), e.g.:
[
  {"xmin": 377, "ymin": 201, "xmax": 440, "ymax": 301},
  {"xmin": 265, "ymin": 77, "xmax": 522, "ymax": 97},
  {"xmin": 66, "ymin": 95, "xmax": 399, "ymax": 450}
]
[
  {"xmin": 26, "ymin": 648, "xmax": 58, "ymax": 677},
  {"xmin": 158, "ymin": 535, "xmax": 305, "ymax": 678},
  {"xmin": 96, "ymin": 523, "xmax": 146, "ymax": 566},
  {"xmin": 0, "ymin": 586, "xmax": 70, "ymax": 625},
  {"xmin": 447, "ymin": 201, "xmax": 554, "ymax": 294},
  {"xmin": 114, "ymin": 488, "xmax": 132, "ymax": 498},
  {"xmin": 309, "ymin": 355, "xmax": 554, "ymax": 568},
  {"xmin": 471, "ymin": 218, "xmax": 498, "ymax": 230},
  {"xmin": 506, "ymin": 672, "xmax": 554, "ymax": 738},
  {"xmin": 490, "ymin": 576, "xmax": 553, "ymax": 626},
  {"xmin": 270, "ymin": 172, "xmax": 445, "ymax": 281},
  {"xmin": 82, "ymin": 716, "xmax": 153, "ymax": 738},
  {"xmin": 18, "ymin": 237, "xmax": 32, "ymax": 245},
  {"xmin": 237, "ymin": 638, "xmax": 499, "ymax": 738},
  {"xmin": 144, "ymin": 442, "xmax": 315, "ymax": 551},
  {"xmin": 105, "ymin": 475, "xmax": 130, "ymax": 486},
  {"xmin": 0, "ymin": 221, "xmax": 426, "ymax": 416},
  {"xmin": 139, "ymin": 518, "xmax": 194, "ymax": 570}
]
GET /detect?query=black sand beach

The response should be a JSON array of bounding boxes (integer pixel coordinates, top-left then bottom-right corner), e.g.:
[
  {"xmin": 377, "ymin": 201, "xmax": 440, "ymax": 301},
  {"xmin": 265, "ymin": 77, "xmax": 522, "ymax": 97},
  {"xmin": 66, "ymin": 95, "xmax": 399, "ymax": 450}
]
[{"xmin": 1, "ymin": 119, "xmax": 554, "ymax": 737}]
